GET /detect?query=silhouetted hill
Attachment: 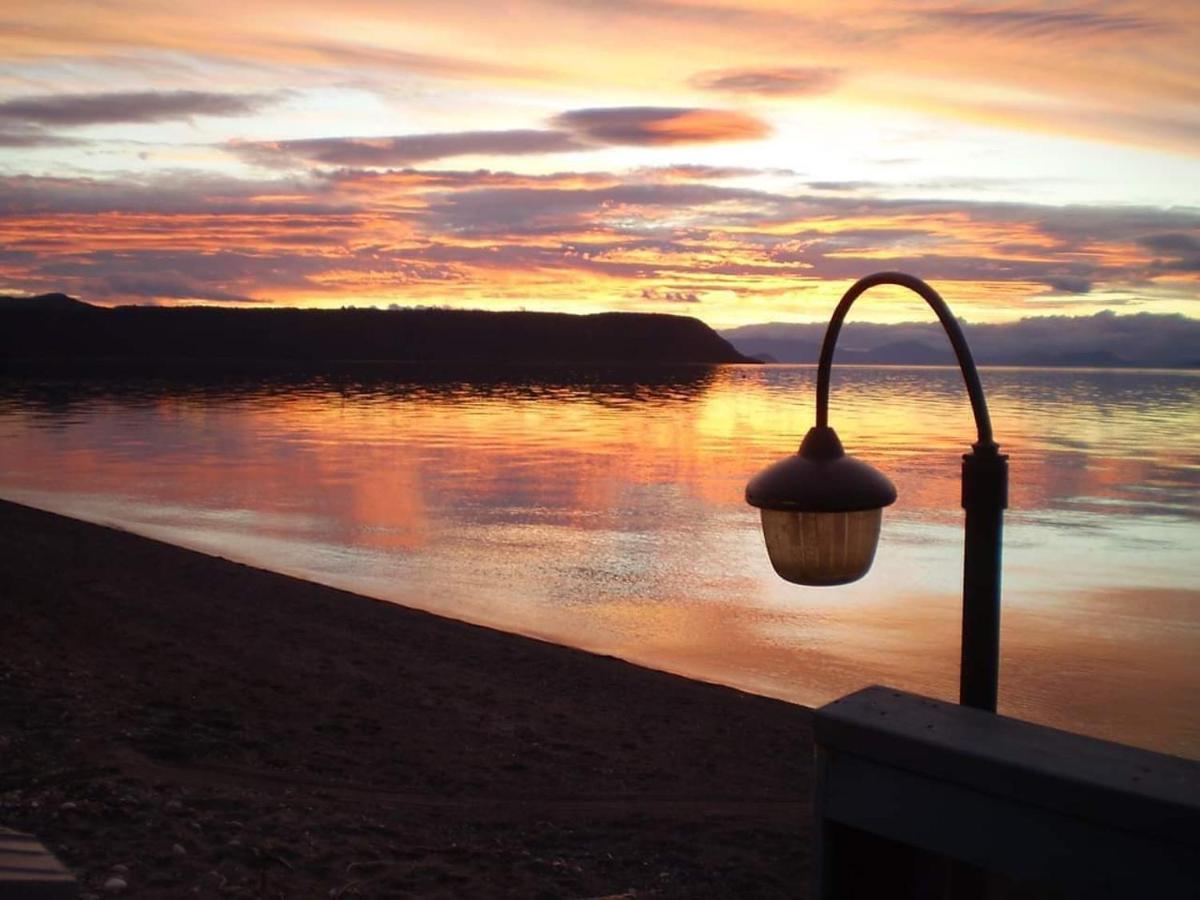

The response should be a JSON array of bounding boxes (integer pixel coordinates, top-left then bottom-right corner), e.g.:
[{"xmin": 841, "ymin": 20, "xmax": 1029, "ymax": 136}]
[
  {"xmin": 723, "ymin": 311, "xmax": 1200, "ymax": 369},
  {"xmin": 0, "ymin": 292, "xmax": 97, "ymax": 311},
  {"xmin": 0, "ymin": 302, "xmax": 754, "ymax": 369}
]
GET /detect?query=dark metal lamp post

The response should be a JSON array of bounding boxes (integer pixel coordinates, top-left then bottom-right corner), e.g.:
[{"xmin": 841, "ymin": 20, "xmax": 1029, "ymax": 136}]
[{"xmin": 746, "ymin": 272, "xmax": 1008, "ymax": 712}]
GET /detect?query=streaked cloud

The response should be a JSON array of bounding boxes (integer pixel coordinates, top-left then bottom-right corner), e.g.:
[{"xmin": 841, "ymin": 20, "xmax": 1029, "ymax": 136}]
[
  {"xmin": 0, "ymin": 172, "xmax": 348, "ymax": 216},
  {"xmin": 691, "ymin": 67, "xmax": 841, "ymax": 96},
  {"xmin": 920, "ymin": 5, "xmax": 1159, "ymax": 41},
  {"xmin": 423, "ymin": 181, "xmax": 775, "ymax": 236},
  {"xmin": 1, "ymin": 166, "xmax": 1195, "ymax": 321},
  {"xmin": 231, "ymin": 130, "xmax": 584, "ymax": 168},
  {"xmin": 1139, "ymin": 232, "xmax": 1200, "ymax": 273},
  {"xmin": 232, "ymin": 107, "xmax": 771, "ymax": 169},
  {"xmin": 268, "ymin": 39, "xmax": 551, "ymax": 81},
  {"xmin": 0, "ymin": 90, "xmax": 283, "ymax": 126},
  {"xmin": 551, "ymin": 107, "xmax": 770, "ymax": 145},
  {"xmin": 0, "ymin": 128, "xmax": 83, "ymax": 147},
  {"xmin": 631, "ymin": 164, "xmax": 782, "ymax": 181}
]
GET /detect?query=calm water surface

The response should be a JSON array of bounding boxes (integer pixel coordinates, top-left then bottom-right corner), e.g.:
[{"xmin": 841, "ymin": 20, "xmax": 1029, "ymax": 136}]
[{"xmin": 2, "ymin": 365, "xmax": 1197, "ymax": 757}]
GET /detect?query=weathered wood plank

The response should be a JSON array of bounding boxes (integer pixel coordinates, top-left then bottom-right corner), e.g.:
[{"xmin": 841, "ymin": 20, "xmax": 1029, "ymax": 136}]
[
  {"xmin": 0, "ymin": 827, "xmax": 77, "ymax": 899},
  {"xmin": 821, "ymin": 748, "xmax": 1195, "ymax": 897},
  {"xmin": 814, "ymin": 686, "xmax": 1200, "ymax": 845},
  {"xmin": 813, "ymin": 686, "xmax": 1200, "ymax": 899}
]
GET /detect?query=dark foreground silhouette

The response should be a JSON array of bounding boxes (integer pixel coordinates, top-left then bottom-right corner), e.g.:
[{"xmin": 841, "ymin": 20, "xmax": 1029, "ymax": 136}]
[
  {"xmin": 0, "ymin": 294, "xmax": 754, "ymax": 369},
  {"xmin": 0, "ymin": 500, "xmax": 810, "ymax": 898}
]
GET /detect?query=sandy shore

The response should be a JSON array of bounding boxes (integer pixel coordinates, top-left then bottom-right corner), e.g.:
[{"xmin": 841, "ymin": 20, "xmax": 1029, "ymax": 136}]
[{"xmin": 0, "ymin": 500, "xmax": 812, "ymax": 898}]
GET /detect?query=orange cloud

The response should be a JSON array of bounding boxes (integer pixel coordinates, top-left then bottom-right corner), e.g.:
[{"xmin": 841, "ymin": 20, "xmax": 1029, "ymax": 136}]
[
  {"xmin": 3, "ymin": 2, "xmax": 1198, "ymax": 154},
  {"xmin": 0, "ymin": 164, "xmax": 1195, "ymax": 322},
  {"xmin": 552, "ymin": 107, "xmax": 771, "ymax": 146}
]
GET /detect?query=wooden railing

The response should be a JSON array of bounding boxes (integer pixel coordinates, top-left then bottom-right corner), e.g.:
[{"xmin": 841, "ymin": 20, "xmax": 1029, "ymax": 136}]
[{"xmin": 813, "ymin": 686, "xmax": 1199, "ymax": 899}]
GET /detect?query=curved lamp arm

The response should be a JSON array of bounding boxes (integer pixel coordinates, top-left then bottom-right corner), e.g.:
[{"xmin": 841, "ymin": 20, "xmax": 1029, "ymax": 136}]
[
  {"xmin": 815, "ymin": 271, "xmax": 997, "ymax": 451},
  {"xmin": 812, "ymin": 271, "xmax": 1007, "ymax": 711}
]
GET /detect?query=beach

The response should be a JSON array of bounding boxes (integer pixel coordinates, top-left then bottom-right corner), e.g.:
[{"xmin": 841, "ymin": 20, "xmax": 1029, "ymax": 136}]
[{"xmin": 0, "ymin": 499, "xmax": 812, "ymax": 897}]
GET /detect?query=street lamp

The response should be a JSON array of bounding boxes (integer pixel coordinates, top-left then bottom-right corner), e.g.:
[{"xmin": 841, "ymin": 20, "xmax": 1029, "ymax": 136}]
[{"xmin": 746, "ymin": 272, "xmax": 1008, "ymax": 712}]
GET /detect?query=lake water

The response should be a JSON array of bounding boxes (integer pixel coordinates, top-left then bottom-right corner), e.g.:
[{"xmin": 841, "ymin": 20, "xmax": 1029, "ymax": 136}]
[{"xmin": 1, "ymin": 365, "xmax": 1197, "ymax": 757}]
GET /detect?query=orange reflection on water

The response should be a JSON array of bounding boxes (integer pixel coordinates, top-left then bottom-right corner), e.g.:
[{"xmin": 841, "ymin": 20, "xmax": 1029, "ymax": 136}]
[{"xmin": 1, "ymin": 365, "xmax": 1197, "ymax": 756}]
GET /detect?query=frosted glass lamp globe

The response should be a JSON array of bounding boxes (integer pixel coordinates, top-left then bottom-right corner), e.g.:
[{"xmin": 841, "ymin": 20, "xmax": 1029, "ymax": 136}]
[{"xmin": 746, "ymin": 426, "xmax": 896, "ymax": 586}]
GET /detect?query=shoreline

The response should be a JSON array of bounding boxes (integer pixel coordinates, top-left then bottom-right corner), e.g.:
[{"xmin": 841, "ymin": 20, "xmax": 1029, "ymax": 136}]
[
  {"xmin": 0, "ymin": 499, "xmax": 812, "ymax": 897},
  {"xmin": 0, "ymin": 489, "xmax": 807, "ymax": 721}
]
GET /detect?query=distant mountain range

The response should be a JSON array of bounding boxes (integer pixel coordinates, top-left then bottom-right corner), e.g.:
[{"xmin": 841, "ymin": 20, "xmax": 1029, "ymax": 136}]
[
  {"xmin": 722, "ymin": 312, "xmax": 1200, "ymax": 369},
  {"xmin": 0, "ymin": 294, "xmax": 753, "ymax": 368},
  {"xmin": 4, "ymin": 293, "xmax": 1196, "ymax": 370}
]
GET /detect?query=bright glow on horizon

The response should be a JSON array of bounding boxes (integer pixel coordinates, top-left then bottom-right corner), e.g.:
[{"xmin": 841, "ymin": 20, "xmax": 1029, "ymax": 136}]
[{"xmin": 0, "ymin": 1, "xmax": 1197, "ymax": 326}]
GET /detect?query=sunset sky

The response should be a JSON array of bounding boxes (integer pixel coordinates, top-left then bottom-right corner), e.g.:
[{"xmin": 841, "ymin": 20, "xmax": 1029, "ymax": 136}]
[{"xmin": 2, "ymin": 0, "xmax": 1198, "ymax": 326}]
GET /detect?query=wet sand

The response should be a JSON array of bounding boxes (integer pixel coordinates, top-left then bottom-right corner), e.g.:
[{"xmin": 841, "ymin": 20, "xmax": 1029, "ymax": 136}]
[{"xmin": 0, "ymin": 499, "xmax": 812, "ymax": 898}]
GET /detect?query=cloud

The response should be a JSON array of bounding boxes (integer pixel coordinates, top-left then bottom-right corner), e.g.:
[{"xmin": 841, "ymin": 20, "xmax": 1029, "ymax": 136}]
[
  {"xmin": 323, "ymin": 164, "xmax": 782, "ymax": 196},
  {"xmin": 1139, "ymin": 232, "xmax": 1200, "ymax": 256},
  {"xmin": 2, "ymin": 167, "xmax": 1197, "ymax": 313},
  {"xmin": 0, "ymin": 128, "xmax": 83, "ymax": 147},
  {"xmin": 806, "ymin": 180, "xmax": 872, "ymax": 192},
  {"xmin": 91, "ymin": 271, "xmax": 262, "ymax": 303},
  {"xmin": 1043, "ymin": 276, "xmax": 1093, "ymax": 294},
  {"xmin": 558, "ymin": 0, "xmax": 797, "ymax": 28},
  {"xmin": 0, "ymin": 90, "xmax": 283, "ymax": 127},
  {"xmin": 920, "ymin": 6, "xmax": 1159, "ymax": 40},
  {"xmin": 691, "ymin": 66, "xmax": 841, "ymax": 96},
  {"xmin": 425, "ymin": 181, "xmax": 773, "ymax": 236},
  {"xmin": 0, "ymin": 172, "xmax": 348, "ymax": 216},
  {"xmin": 552, "ymin": 107, "xmax": 770, "ymax": 145},
  {"xmin": 325, "ymin": 167, "xmax": 620, "ymax": 192},
  {"xmin": 26, "ymin": 247, "xmax": 339, "ymax": 303},
  {"xmin": 1139, "ymin": 232, "xmax": 1200, "ymax": 273},
  {"xmin": 4, "ymin": 1, "xmax": 1194, "ymax": 162},
  {"xmin": 641, "ymin": 287, "xmax": 700, "ymax": 303},
  {"xmin": 231, "ymin": 130, "xmax": 584, "ymax": 168},
  {"xmin": 630, "ymin": 164, "xmax": 778, "ymax": 181},
  {"xmin": 231, "ymin": 107, "xmax": 770, "ymax": 169},
  {"xmin": 272, "ymin": 39, "xmax": 550, "ymax": 81}
]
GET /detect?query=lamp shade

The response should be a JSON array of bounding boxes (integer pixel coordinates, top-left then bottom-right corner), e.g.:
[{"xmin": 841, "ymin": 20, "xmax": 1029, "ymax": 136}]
[{"xmin": 746, "ymin": 426, "xmax": 896, "ymax": 585}]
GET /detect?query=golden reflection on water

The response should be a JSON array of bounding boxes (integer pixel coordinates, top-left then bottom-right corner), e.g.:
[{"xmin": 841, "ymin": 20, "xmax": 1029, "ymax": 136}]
[{"xmin": 1, "ymin": 365, "xmax": 1198, "ymax": 756}]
